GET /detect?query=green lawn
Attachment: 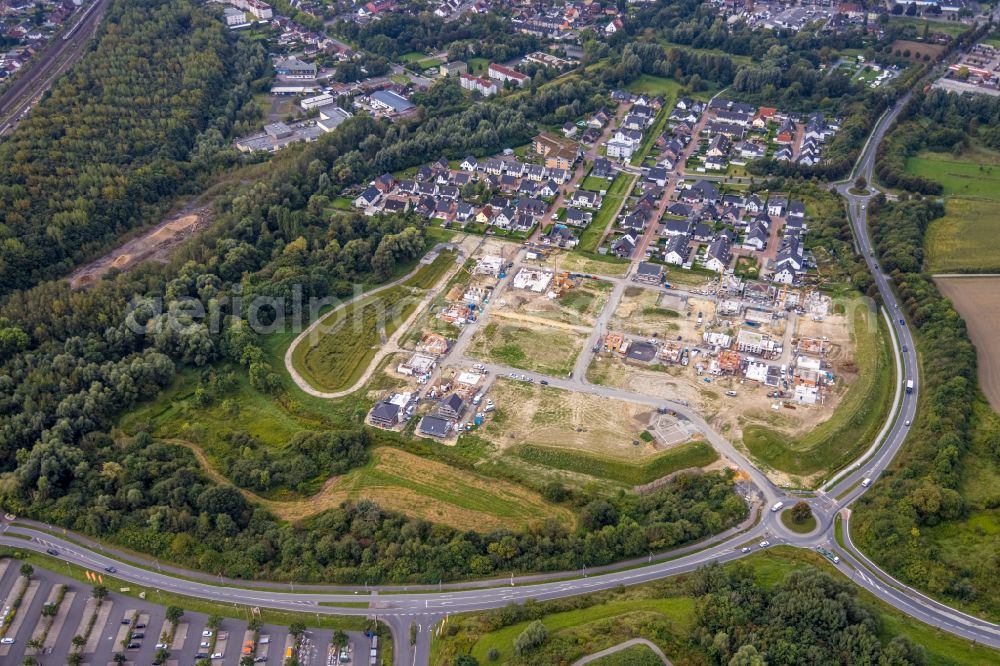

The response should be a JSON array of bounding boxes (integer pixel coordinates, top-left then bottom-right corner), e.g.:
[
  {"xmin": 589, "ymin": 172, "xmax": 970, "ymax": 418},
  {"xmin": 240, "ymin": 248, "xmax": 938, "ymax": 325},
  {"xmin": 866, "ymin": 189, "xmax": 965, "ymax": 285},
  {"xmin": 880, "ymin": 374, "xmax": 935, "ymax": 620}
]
[
  {"xmin": 906, "ymin": 151, "xmax": 1000, "ymax": 199},
  {"xmin": 467, "ymin": 57, "xmax": 489, "ymax": 74},
  {"xmin": 743, "ymin": 307, "xmax": 895, "ymax": 484},
  {"xmin": 925, "ymin": 197, "xmax": 1000, "ymax": 272},
  {"xmin": 399, "ymin": 51, "xmax": 428, "ymax": 64},
  {"xmin": 586, "ymin": 645, "xmax": 664, "ymax": 666},
  {"xmin": 888, "ymin": 16, "xmax": 972, "ymax": 38},
  {"xmin": 624, "ymin": 74, "xmax": 682, "ymax": 97},
  {"xmin": 780, "ymin": 508, "xmax": 817, "ymax": 534},
  {"xmin": 469, "ymin": 598, "xmax": 696, "ymax": 665},
  {"xmin": 509, "ymin": 440, "xmax": 719, "ymax": 486},
  {"xmin": 577, "ymin": 174, "xmax": 635, "ymax": 253},
  {"xmin": 581, "ymin": 175, "xmax": 613, "ymax": 192}
]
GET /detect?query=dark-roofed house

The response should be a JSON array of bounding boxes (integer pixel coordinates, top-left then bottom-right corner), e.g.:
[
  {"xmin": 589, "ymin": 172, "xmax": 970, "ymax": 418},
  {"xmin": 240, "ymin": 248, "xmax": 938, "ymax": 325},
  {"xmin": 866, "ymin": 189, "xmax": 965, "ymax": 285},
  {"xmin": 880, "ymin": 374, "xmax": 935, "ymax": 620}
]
[
  {"xmin": 354, "ymin": 186, "xmax": 381, "ymax": 209},
  {"xmin": 662, "ymin": 217, "xmax": 691, "ymax": 236},
  {"xmin": 419, "ymin": 414, "xmax": 451, "ymax": 438},
  {"xmin": 438, "ymin": 393, "xmax": 465, "ymax": 420},
  {"xmin": 592, "ymin": 157, "xmax": 615, "ymax": 179},
  {"xmin": 565, "ymin": 208, "xmax": 592, "ymax": 227},
  {"xmin": 663, "ymin": 234, "xmax": 691, "ymax": 265},
  {"xmin": 369, "ymin": 400, "xmax": 402, "ymax": 429},
  {"xmin": 703, "ymin": 236, "xmax": 732, "ymax": 273},
  {"xmin": 633, "ymin": 261, "xmax": 664, "ymax": 285},
  {"xmin": 611, "ymin": 234, "xmax": 637, "ymax": 258},
  {"xmin": 647, "ymin": 166, "xmax": 668, "ymax": 187},
  {"xmin": 682, "ymin": 180, "xmax": 721, "ymax": 204}
]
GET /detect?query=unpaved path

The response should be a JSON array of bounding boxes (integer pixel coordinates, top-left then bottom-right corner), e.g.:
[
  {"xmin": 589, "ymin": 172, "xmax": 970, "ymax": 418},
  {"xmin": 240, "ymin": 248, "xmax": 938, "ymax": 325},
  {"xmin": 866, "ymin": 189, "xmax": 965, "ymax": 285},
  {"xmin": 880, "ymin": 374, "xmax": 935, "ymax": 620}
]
[
  {"xmin": 570, "ymin": 639, "xmax": 673, "ymax": 666},
  {"xmin": 284, "ymin": 245, "xmax": 462, "ymax": 398}
]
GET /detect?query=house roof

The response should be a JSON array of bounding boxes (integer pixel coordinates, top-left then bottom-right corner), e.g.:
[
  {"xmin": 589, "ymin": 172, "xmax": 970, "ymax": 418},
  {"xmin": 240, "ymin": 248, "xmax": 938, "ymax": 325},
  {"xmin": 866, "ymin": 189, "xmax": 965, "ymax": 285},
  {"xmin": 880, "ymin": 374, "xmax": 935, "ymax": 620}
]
[
  {"xmin": 419, "ymin": 414, "xmax": 451, "ymax": 437},
  {"xmin": 636, "ymin": 261, "xmax": 663, "ymax": 277}
]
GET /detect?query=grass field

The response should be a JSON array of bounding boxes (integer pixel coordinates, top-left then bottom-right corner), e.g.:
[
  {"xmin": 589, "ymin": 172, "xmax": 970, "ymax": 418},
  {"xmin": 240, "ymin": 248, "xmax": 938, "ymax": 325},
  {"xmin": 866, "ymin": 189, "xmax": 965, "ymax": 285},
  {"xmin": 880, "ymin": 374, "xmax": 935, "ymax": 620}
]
[
  {"xmin": 628, "ymin": 79, "xmax": 681, "ymax": 166},
  {"xmin": 581, "ymin": 175, "xmax": 613, "ymax": 192},
  {"xmin": 906, "ymin": 151, "xmax": 1000, "ymax": 199},
  {"xmin": 290, "ymin": 253, "xmax": 454, "ymax": 392},
  {"xmin": 780, "ymin": 508, "xmax": 817, "ymax": 534},
  {"xmin": 887, "ymin": 16, "xmax": 972, "ymax": 38},
  {"xmin": 509, "ymin": 441, "xmax": 718, "ymax": 486},
  {"xmin": 292, "ymin": 286, "xmax": 416, "ymax": 392},
  {"xmin": 935, "ymin": 278, "xmax": 1000, "ymax": 411},
  {"xmin": 577, "ymin": 174, "xmax": 635, "ymax": 253},
  {"xmin": 468, "ymin": 322, "xmax": 585, "ymax": 377},
  {"xmin": 743, "ymin": 307, "xmax": 894, "ymax": 483},
  {"xmin": 926, "ymin": 198, "xmax": 1000, "ymax": 272},
  {"xmin": 587, "ymin": 645, "xmax": 664, "ymax": 666},
  {"xmin": 467, "ymin": 57, "xmax": 489, "ymax": 74},
  {"xmin": 430, "ymin": 547, "xmax": 997, "ymax": 666}
]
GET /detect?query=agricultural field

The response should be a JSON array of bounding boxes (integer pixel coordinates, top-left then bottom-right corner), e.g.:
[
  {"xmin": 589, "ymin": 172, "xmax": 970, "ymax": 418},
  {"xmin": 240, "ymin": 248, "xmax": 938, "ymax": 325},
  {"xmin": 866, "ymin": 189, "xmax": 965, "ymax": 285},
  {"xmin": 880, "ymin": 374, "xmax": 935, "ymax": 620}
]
[
  {"xmin": 608, "ymin": 286, "xmax": 683, "ymax": 337},
  {"xmin": 467, "ymin": 321, "xmax": 585, "ymax": 377},
  {"xmin": 925, "ymin": 198, "xmax": 1000, "ymax": 272},
  {"xmin": 430, "ymin": 548, "xmax": 995, "ymax": 666},
  {"xmin": 888, "ymin": 16, "xmax": 972, "ymax": 38},
  {"xmin": 742, "ymin": 307, "xmax": 894, "ymax": 486},
  {"xmin": 905, "ymin": 150, "xmax": 1000, "ymax": 199},
  {"xmin": 935, "ymin": 277, "xmax": 1000, "ymax": 410}
]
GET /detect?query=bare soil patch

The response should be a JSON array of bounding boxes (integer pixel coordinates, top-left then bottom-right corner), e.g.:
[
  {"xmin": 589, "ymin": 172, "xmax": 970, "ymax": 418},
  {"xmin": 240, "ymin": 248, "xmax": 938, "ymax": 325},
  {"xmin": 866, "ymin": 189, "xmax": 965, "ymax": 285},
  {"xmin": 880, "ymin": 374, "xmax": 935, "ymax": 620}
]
[{"xmin": 69, "ymin": 208, "xmax": 210, "ymax": 288}]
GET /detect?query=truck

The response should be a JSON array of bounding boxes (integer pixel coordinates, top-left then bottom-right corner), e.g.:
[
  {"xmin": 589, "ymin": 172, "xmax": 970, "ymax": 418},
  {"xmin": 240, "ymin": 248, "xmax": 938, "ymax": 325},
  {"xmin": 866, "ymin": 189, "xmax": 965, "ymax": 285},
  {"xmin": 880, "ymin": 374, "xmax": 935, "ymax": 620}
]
[{"xmin": 906, "ymin": 379, "xmax": 913, "ymax": 394}]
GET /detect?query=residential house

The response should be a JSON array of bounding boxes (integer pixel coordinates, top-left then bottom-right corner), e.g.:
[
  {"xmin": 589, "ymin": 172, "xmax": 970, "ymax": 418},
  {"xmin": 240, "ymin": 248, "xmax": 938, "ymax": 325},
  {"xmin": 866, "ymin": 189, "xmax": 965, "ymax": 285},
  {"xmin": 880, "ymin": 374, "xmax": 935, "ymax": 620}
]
[
  {"xmin": 591, "ymin": 157, "xmax": 615, "ymax": 179},
  {"xmin": 419, "ymin": 414, "xmax": 451, "ymax": 438},
  {"xmin": 565, "ymin": 208, "xmax": 592, "ymax": 226},
  {"xmin": 354, "ymin": 186, "xmax": 381, "ymax": 209},
  {"xmin": 611, "ymin": 234, "xmax": 637, "ymax": 258},
  {"xmin": 647, "ymin": 166, "xmax": 668, "ymax": 187},
  {"xmin": 767, "ymin": 196, "xmax": 787, "ymax": 217},
  {"xmin": 488, "ymin": 63, "xmax": 530, "ymax": 87},
  {"xmin": 633, "ymin": 261, "xmax": 664, "ymax": 284},
  {"xmin": 663, "ymin": 234, "xmax": 691, "ymax": 265},
  {"xmin": 703, "ymin": 236, "xmax": 732, "ymax": 272},
  {"xmin": 572, "ymin": 190, "xmax": 602, "ymax": 209},
  {"xmin": 438, "ymin": 393, "xmax": 466, "ymax": 420}
]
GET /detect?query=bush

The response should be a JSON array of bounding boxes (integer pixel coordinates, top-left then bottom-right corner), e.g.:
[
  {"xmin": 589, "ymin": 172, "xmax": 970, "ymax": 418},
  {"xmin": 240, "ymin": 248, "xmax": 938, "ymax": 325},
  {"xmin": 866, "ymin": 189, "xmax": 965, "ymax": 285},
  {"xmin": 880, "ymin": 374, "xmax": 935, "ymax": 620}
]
[{"xmin": 513, "ymin": 621, "xmax": 548, "ymax": 655}]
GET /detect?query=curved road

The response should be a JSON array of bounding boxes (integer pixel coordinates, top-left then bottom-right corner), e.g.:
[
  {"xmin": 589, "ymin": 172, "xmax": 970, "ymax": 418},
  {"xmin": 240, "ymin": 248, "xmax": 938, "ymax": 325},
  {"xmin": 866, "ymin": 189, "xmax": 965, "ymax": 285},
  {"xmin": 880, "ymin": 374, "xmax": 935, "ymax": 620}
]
[{"xmin": 4, "ymin": 96, "xmax": 999, "ymax": 665}]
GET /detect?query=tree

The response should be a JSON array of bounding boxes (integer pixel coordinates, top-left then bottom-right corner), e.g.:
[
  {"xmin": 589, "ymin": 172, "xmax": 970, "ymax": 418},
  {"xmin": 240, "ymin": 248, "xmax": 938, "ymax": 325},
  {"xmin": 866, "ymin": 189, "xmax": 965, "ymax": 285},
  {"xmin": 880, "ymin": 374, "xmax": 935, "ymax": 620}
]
[
  {"xmin": 729, "ymin": 644, "xmax": 766, "ymax": 666},
  {"xmin": 68, "ymin": 654, "xmax": 83, "ymax": 666},
  {"xmin": 289, "ymin": 621, "xmax": 306, "ymax": 638},
  {"xmin": 855, "ymin": 175, "xmax": 867, "ymax": 190},
  {"xmin": 790, "ymin": 501, "xmax": 812, "ymax": 524},
  {"xmin": 72, "ymin": 635, "xmax": 86, "ymax": 648},
  {"xmin": 113, "ymin": 654, "xmax": 127, "ymax": 665},
  {"xmin": 166, "ymin": 606, "xmax": 185, "ymax": 625},
  {"xmin": 19, "ymin": 563, "xmax": 33, "ymax": 578},
  {"xmin": 454, "ymin": 656, "xmax": 479, "ymax": 666},
  {"xmin": 513, "ymin": 620, "xmax": 548, "ymax": 655},
  {"xmin": 92, "ymin": 584, "xmax": 108, "ymax": 601},
  {"xmin": 154, "ymin": 647, "xmax": 171, "ymax": 665},
  {"xmin": 487, "ymin": 647, "xmax": 499, "ymax": 661},
  {"xmin": 40, "ymin": 603, "xmax": 58, "ymax": 617},
  {"xmin": 207, "ymin": 614, "xmax": 223, "ymax": 630},
  {"xmin": 332, "ymin": 630, "xmax": 348, "ymax": 647}
]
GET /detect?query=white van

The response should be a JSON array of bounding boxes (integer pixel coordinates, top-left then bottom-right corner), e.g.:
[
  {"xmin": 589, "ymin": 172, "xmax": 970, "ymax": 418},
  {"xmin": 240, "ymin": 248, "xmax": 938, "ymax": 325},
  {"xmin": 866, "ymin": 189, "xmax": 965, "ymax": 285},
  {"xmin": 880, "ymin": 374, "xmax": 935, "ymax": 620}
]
[
  {"xmin": 861, "ymin": 478, "xmax": 872, "ymax": 487},
  {"xmin": 770, "ymin": 501, "xmax": 784, "ymax": 513}
]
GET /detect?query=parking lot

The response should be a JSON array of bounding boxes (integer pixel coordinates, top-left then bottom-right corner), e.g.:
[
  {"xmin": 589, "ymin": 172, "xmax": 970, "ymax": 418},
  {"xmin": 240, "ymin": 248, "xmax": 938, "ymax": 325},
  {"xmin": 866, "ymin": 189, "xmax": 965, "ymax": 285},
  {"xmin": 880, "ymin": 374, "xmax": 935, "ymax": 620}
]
[{"xmin": 0, "ymin": 562, "xmax": 373, "ymax": 666}]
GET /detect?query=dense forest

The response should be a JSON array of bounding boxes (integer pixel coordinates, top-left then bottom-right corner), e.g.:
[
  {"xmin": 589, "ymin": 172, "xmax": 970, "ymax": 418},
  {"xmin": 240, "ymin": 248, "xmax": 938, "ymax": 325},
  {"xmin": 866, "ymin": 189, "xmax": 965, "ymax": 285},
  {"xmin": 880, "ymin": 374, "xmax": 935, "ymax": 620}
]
[
  {"xmin": 690, "ymin": 563, "xmax": 928, "ymax": 665},
  {"xmin": 0, "ymin": 0, "xmax": 267, "ymax": 296}
]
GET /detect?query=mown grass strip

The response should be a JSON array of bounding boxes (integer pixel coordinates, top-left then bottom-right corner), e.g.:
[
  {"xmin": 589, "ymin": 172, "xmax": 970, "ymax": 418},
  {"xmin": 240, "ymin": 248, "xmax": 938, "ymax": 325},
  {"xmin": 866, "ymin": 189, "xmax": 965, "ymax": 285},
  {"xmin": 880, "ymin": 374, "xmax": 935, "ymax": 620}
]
[{"xmin": 509, "ymin": 440, "xmax": 718, "ymax": 486}]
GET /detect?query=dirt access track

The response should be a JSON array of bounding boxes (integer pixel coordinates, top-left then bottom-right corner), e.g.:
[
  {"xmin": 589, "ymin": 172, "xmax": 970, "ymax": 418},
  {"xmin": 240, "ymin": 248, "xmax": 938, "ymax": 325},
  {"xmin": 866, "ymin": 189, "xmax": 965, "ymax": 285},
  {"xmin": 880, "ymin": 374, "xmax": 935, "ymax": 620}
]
[{"xmin": 68, "ymin": 208, "xmax": 211, "ymax": 289}]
